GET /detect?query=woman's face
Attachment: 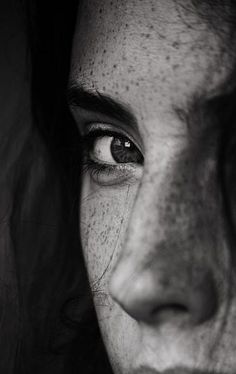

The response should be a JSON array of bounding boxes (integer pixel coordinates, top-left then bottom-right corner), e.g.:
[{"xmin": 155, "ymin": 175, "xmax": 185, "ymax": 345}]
[{"xmin": 70, "ymin": 1, "xmax": 236, "ymax": 373}]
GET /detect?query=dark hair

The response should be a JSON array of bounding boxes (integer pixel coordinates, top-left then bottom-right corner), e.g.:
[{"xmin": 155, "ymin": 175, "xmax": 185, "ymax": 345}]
[{"xmin": 5, "ymin": 1, "xmax": 112, "ymax": 373}]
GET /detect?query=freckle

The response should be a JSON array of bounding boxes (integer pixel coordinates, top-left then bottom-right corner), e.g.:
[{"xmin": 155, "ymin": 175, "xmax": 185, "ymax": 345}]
[
  {"xmin": 173, "ymin": 64, "xmax": 179, "ymax": 70},
  {"xmin": 172, "ymin": 41, "xmax": 180, "ymax": 49},
  {"xmin": 103, "ymin": 49, "xmax": 107, "ymax": 54},
  {"xmin": 113, "ymin": 64, "xmax": 117, "ymax": 69},
  {"xmin": 145, "ymin": 33, "xmax": 150, "ymax": 38},
  {"xmin": 90, "ymin": 70, "xmax": 93, "ymax": 76},
  {"xmin": 166, "ymin": 55, "xmax": 170, "ymax": 61},
  {"xmin": 99, "ymin": 8, "xmax": 103, "ymax": 13}
]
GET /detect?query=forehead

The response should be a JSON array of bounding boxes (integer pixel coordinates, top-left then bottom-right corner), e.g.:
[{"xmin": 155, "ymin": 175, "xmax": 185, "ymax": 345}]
[{"xmin": 71, "ymin": 0, "xmax": 235, "ymax": 125}]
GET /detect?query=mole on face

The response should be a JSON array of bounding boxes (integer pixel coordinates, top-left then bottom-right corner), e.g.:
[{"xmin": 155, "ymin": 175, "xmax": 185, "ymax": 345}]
[{"xmin": 70, "ymin": 1, "xmax": 236, "ymax": 373}]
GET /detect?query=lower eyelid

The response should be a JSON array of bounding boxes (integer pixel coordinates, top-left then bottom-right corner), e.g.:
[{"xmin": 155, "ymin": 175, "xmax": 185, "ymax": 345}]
[{"xmin": 83, "ymin": 159, "xmax": 143, "ymax": 186}]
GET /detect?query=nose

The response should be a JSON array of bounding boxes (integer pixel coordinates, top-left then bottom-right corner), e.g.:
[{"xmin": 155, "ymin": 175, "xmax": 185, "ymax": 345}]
[
  {"xmin": 109, "ymin": 154, "xmax": 218, "ymax": 326},
  {"xmin": 109, "ymin": 259, "xmax": 217, "ymax": 325}
]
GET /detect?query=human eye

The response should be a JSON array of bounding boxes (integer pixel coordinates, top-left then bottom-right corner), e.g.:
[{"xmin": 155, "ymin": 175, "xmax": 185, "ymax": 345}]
[{"xmin": 82, "ymin": 124, "xmax": 144, "ymax": 186}]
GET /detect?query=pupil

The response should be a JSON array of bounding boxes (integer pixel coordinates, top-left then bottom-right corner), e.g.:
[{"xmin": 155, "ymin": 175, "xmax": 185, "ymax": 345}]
[{"xmin": 111, "ymin": 137, "xmax": 143, "ymax": 163}]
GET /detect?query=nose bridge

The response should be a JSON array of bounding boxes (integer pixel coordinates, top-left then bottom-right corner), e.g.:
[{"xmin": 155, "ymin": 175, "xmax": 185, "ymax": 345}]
[
  {"xmin": 109, "ymin": 146, "xmax": 218, "ymax": 324},
  {"xmin": 113, "ymin": 147, "xmax": 203, "ymax": 276}
]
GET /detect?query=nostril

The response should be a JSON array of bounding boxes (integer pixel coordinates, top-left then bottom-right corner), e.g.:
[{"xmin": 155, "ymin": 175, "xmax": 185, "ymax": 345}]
[
  {"xmin": 167, "ymin": 304, "xmax": 189, "ymax": 313},
  {"xmin": 155, "ymin": 303, "xmax": 189, "ymax": 314},
  {"xmin": 150, "ymin": 303, "xmax": 189, "ymax": 323}
]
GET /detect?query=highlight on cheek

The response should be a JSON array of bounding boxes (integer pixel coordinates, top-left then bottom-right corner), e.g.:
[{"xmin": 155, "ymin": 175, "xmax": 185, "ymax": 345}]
[{"xmin": 82, "ymin": 125, "xmax": 144, "ymax": 186}]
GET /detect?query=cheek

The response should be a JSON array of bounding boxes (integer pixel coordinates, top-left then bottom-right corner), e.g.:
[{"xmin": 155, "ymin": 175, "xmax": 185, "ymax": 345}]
[
  {"xmin": 80, "ymin": 176, "xmax": 141, "ymax": 372},
  {"xmin": 80, "ymin": 175, "xmax": 137, "ymax": 289}
]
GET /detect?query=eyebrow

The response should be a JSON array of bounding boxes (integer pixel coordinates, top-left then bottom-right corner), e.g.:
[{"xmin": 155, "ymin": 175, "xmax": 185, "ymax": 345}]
[{"xmin": 67, "ymin": 82, "xmax": 138, "ymax": 128}]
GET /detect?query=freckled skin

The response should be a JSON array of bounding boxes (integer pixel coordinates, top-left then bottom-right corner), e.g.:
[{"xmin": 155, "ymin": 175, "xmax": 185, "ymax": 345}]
[{"xmin": 71, "ymin": 1, "xmax": 236, "ymax": 373}]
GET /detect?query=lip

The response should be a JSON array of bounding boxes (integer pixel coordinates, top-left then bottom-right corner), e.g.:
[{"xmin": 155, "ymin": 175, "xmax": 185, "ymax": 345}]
[
  {"xmin": 130, "ymin": 367, "xmax": 227, "ymax": 374},
  {"xmin": 131, "ymin": 368, "xmax": 159, "ymax": 374}
]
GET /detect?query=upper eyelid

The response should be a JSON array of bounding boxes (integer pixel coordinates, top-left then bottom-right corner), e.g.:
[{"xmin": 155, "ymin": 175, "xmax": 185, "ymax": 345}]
[{"xmin": 83, "ymin": 122, "xmax": 144, "ymax": 155}]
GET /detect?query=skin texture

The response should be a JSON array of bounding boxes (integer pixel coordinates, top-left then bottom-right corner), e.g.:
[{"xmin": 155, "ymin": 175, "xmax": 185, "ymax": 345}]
[{"xmin": 70, "ymin": 1, "xmax": 236, "ymax": 373}]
